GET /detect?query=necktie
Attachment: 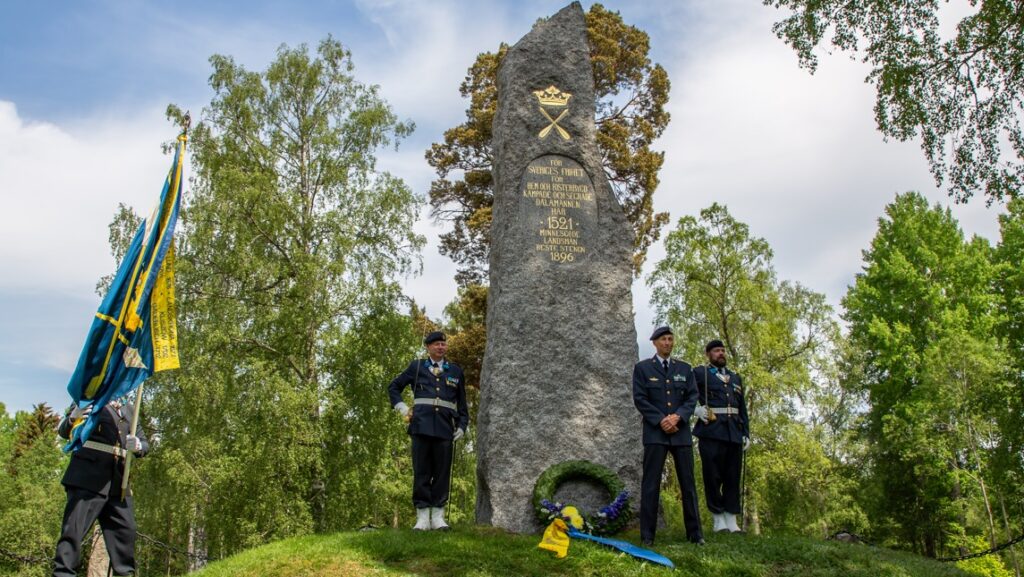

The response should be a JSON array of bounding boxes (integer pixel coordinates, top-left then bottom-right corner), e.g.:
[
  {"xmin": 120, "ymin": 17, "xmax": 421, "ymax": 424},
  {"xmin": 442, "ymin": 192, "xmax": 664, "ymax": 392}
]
[{"xmin": 662, "ymin": 360, "xmax": 669, "ymax": 372}]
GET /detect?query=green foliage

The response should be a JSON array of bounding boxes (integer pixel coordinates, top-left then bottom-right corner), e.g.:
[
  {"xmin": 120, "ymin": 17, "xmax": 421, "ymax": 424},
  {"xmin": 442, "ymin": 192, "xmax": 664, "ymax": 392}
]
[
  {"xmin": 426, "ymin": 4, "xmax": 671, "ymax": 285},
  {"xmin": 994, "ymin": 199, "xmax": 1024, "ymax": 468},
  {"xmin": 127, "ymin": 36, "xmax": 425, "ymax": 571},
  {"xmin": 0, "ymin": 404, "xmax": 67, "ymax": 577},
  {"xmin": 442, "ymin": 284, "xmax": 487, "ymax": 389},
  {"xmin": 320, "ymin": 301, "xmax": 419, "ymax": 530},
  {"xmin": 841, "ymin": 192, "xmax": 1018, "ymax": 557},
  {"xmin": 766, "ymin": 0, "xmax": 1024, "ymax": 203},
  {"xmin": 956, "ymin": 537, "xmax": 1015, "ymax": 577},
  {"xmin": 648, "ymin": 203, "xmax": 850, "ymax": 537},
  {"xmin": 11, "ymin": 404, "xmax": 59, "ymax": 464},
  {"xmin": 183, "ymin": 527, "xmax": 977, "ymax": 577}
]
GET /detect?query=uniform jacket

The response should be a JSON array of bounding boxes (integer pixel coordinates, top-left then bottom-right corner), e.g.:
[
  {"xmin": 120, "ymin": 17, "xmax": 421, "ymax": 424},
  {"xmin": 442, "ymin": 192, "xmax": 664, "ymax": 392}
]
[
  {"xmin": 692, "ymin": 364, "xmax": 749, "ymax": 444},
  {"xmin": 632, "ymin": 356, "xmax": 698, "ymax": 446},
  {"xmin": 57, "ymin": 404, "xmax": 149, "ymax": 497},
  {"xmin": 388, "ymin": 358, "xmax": 469, "ymax": 440}
]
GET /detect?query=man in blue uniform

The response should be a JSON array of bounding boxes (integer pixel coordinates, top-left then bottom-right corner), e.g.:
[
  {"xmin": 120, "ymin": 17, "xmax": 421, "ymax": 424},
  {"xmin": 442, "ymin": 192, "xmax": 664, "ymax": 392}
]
[
  {"xmin": 388, "ymin": 331, "xmax": 469, "ymax": 530},
  {"xmin": 632, "ymin": 326, "xmax": 704, "ymax": 546},
  {"xmin": 693, "ymin": 339, "xmax": 750, "ymax": 533},
  {"xmin": 52, "ymin": 398, "xmax": 149, "ymax": 576}
]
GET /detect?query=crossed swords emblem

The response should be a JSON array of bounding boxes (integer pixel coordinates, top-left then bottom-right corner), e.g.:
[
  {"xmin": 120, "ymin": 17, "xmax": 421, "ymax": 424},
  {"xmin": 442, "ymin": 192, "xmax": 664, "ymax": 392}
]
[{"xmin": 533, "ymin": 85, "xmax": 572, "ymax": 140}]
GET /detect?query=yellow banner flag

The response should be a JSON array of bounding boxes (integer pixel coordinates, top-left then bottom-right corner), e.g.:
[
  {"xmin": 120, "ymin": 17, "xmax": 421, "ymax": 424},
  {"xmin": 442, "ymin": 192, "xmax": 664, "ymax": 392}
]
[{"xmin": 151, "ymin": 245, "xmax": 180, "ymax": 372}]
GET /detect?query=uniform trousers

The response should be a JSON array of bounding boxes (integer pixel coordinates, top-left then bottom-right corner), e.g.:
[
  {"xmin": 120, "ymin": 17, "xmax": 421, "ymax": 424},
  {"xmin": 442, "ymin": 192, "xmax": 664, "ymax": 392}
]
[
  {"xmin": 53, "ymin": 488, "xmax": 137, "ymax": 576},
  {"xmin": 697, "ymin": 437, "xmax": 743, "ymax": 514},
  {"xmin": 411, "ymin": 434, "xmax": 453, "ymax": 508},
  {"xmin": 640, "ymin": 444, "xmax": 703, "ymax": 542}
]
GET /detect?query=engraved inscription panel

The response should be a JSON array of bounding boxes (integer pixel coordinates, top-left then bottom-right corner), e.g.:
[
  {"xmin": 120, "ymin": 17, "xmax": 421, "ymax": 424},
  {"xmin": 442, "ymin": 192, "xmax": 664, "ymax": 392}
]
[{"xmin": 521, "ymin": 155, "xmax": 597, "ymax": 264}]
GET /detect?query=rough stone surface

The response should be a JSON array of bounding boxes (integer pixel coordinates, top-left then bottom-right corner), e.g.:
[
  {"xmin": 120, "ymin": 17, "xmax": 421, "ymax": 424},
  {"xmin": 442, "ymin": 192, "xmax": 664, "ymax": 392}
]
[{"xmin": 475, "ymin": 2, "xmax": 642, "ymax": 534}]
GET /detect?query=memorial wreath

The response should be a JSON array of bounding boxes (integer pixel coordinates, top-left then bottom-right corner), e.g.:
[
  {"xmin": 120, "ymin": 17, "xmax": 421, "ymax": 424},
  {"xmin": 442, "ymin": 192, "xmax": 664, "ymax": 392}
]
[{"xmin": 533, "ymin": 460, "xmax": 632, "ymax": 536}]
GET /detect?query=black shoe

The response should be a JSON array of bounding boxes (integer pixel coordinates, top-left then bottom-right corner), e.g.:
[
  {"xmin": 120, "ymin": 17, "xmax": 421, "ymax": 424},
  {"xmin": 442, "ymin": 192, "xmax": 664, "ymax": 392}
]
[
  {"xmin": 691, "ymin": 538, "xmax": 706, "ymax": 546},
  {"xmin": 641, "ymin": 538, "xmax": 654, "ymax": 547}
]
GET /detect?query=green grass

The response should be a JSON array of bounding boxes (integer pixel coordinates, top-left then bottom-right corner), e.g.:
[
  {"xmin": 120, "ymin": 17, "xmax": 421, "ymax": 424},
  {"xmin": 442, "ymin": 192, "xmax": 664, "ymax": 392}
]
[{"xmin": 186, "ymin": 526, "xmax": 976, "ymax": 577}]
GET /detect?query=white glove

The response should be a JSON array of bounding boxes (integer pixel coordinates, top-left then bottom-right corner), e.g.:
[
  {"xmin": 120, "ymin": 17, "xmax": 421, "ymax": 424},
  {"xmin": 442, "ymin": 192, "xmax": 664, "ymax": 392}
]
[
  {"xmin": 693, "ymin": 405, "xmax": 709, "ymax": 423},
  {"xmin": 69, "ymin": 404, "xmax": 93, "ymax": 420},
  {"xmin": 743, "ymin": 436, "xmax": 751, "ymax": 451},
  {"xmin": 394, "ymin": 402, "xmax": 410, "ymax": 415},
  {"xmin": 453, "ymin": 428, "xmax": 465, "ymax": 442},
  {"xmin": 126, "ymin": 435, "xmax": 143, "ymax": 453}
]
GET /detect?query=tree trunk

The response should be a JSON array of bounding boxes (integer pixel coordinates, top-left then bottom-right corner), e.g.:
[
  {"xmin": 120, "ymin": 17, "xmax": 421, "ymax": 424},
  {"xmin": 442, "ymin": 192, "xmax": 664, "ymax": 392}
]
[
  {"xmin": 187, "ymin": 518, "xmax": 208, "ymax": 572},
  {"xmin": 965, "ymin": 406, "xmax": 998, "ymax": 548},
  {"xmin": 86, "ymin": 528, "xmax": 109, "ymax": 577},
  {"xmin": 999, "ymin": 492, "xmax": 1021, "ymax": 577},
  {"xmin": 747, "ymin": 500, "xmax": 762, "ymax": 535}
]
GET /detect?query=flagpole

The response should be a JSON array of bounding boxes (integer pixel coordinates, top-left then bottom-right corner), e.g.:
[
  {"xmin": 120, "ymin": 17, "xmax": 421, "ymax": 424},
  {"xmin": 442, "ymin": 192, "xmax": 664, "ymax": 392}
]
[
  {"xmin": 121, "ymin": 382, "xmax": 144, "ymax": 501},
  {"xmin": 117, "ymin": 114, "xmax": 189, "ymax": 500}
]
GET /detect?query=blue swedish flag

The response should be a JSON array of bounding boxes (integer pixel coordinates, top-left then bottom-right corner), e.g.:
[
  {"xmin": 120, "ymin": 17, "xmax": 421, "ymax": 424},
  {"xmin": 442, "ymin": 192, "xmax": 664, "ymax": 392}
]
[{"xmin": 64, "ymin": 133, "xmax": 186, "ymax": 452}]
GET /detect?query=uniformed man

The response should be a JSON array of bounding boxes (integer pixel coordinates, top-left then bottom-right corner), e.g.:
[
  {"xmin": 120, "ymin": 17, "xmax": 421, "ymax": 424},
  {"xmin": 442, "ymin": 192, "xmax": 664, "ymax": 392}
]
[
  {"xmin": 388, "ymin": 331, "xmax": 469, "ymax": 531},
  {"xmin": 53, "ymin": 398, "xmax": 149, "ymax": 577},
  {"xmin": 692, "ymin": 339, "xmax": 750, "ymax": 533},
  {"xmin": 632, "ymin": 326, "xmax": 704, "ymax": 546}
]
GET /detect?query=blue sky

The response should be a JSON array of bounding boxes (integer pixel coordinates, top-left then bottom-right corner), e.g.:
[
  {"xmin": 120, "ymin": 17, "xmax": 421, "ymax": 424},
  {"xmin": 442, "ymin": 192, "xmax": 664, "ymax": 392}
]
[{"xmin": 0, "ymin": 0, "xmax": 1003, "ymax": 415}]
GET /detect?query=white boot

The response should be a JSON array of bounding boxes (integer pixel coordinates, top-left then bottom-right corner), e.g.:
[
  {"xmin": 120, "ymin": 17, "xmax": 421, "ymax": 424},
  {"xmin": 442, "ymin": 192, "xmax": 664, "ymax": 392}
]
[
  {"xmin": 725, "ymin": 512, "xmax": 742, "ymax": 533},
  {"xmin": 413, "ymin": 508, "xmax": 431, "ymax": 530},
  {"xmin": 713, "ymin": 513, "xmax": 728, "ymax": 533},
  {"xmin": 430, "ymin": 506, "xmax": 450, "ymax": 530}
]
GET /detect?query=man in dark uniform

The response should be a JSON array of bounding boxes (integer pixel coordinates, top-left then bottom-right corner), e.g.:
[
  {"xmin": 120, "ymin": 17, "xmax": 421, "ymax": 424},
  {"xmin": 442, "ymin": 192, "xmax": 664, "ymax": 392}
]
[
  {"xmin": 388, "ymin": 331, "xmax": 469, "ymax": 530},
  {"xmin": 53, "ymin": 398, "xmax": 149, "ymax": 576},
  {"xmin": 632, "ymin": 326, "xmax": 704, "ymax": 546},
  {"xmin": 693, "ymin": 339, "xmax": 750, "ymax": 533}
]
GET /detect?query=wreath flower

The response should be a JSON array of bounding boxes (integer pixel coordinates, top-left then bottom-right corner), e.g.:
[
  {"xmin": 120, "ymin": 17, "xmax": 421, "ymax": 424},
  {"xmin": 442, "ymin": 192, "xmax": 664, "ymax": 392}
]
[{"xmin": 533, "ymin": 460, "xmax": 632, "ymax": 536}]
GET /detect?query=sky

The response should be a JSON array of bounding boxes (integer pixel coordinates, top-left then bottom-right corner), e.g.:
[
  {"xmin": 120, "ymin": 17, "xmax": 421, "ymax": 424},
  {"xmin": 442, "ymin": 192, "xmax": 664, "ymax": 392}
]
[{"xmin": 0, "ymin": 0, "xmax": 1005, "ymax": 415}]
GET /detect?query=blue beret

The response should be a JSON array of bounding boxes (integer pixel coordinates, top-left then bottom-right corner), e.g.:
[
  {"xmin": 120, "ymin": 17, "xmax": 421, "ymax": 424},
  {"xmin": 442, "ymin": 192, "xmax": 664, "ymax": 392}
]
[
  {"xmin": 650, "ymin": 326, "xmax": 673, "ymax": 341},
  {"xmin": 705, "ymin": 339, "xmax": 725, "ymax": 352},
  {"xmin": 424, "ymin": 331, "xmax": 447, "ymax": 345}
]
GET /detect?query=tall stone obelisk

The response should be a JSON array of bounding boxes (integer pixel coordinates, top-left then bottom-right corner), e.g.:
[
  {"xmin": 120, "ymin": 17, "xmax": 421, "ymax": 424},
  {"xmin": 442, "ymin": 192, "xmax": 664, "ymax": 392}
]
[{"xmin": 475, "ymin": 2, "xmax": 642, "ymax": 533}]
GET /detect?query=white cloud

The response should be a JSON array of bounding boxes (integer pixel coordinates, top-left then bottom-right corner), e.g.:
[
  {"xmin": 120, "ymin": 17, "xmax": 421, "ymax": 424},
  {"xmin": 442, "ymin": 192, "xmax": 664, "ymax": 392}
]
[
  {"xmin": 640, "ymin": 0, "xmax": 1004, "ymax": 315},
  {"xmin": 0, "ymin": 101, "xmax": 176, "ymax": 296}
]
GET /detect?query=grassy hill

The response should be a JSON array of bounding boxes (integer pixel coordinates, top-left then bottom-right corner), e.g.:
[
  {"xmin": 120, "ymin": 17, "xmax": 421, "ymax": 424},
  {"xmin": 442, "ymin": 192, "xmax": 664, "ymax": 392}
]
[{"xmin": 186, "ymin": 526, "xmax": 976, "ymax": 577}]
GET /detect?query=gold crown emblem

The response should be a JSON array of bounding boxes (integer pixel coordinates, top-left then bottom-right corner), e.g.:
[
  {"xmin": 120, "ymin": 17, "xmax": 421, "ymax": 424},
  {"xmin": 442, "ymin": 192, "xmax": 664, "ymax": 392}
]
[{"xmin": 533, "ymin": 85, "xmax": 572, "ymax": 107}]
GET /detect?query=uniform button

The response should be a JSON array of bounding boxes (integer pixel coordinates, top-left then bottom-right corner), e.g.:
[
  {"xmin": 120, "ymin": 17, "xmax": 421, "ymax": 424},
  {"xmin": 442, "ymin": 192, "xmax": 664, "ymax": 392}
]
[
  {"xmin": 436, "ymin": 387, "xmax": 440, "ymax": 392},
  {"xmin": 667, "ymin": 402, "xmax": 673, "ymax": 406},
  {"xmin": 435, "ymin": 408, "xmax": 439, "ymax": 412},
  {"xmin": 667, "ymin": 390, "xmax": 672, "ymax": 394}
]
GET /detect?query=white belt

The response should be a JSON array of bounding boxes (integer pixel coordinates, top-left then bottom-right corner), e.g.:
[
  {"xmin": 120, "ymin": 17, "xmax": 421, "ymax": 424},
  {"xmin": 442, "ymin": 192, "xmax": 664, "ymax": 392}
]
[
  {"xmin": 414, "ymin": 398, "xmax": 457, "ymax": 411},
  {"xmin": 83, "ymin": 440, "xmax": 127, "ymax": 458},
  {"xmin": 709, "ymin": 406, "xmax": 740, "ymax": 416}
]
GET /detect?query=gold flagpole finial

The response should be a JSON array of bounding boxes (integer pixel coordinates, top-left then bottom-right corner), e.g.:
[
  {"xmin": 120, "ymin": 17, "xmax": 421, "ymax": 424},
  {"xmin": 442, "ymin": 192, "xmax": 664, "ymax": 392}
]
[{"xmin": 179, "ymin": 112, "xmax": 191, "ymax": 142}]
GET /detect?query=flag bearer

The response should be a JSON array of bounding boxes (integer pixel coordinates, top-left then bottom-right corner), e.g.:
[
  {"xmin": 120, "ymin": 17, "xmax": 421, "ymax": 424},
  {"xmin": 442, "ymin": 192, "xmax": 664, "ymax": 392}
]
[{"xmin": 53, "ymin": 398, "xmax": 149, "ymax": 576}]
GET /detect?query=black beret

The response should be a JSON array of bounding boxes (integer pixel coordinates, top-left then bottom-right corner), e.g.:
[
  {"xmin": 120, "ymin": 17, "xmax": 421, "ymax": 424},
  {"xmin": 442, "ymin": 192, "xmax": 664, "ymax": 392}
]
[
  {"xmin": 649, "ymin": 326, "xmax": 673, "ymax": 341},
  {"xmin": 424, "ymin": 331, "xmax": 447, "ymax": 345},
  {"xmin": 705, "ymin": 339, "xmax": 725, "ymax": 353}
]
